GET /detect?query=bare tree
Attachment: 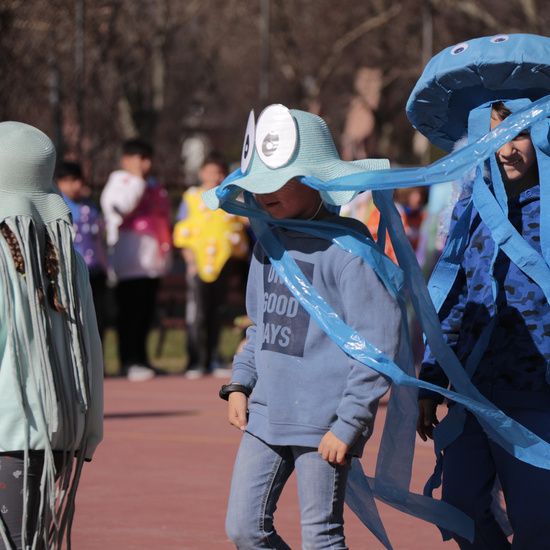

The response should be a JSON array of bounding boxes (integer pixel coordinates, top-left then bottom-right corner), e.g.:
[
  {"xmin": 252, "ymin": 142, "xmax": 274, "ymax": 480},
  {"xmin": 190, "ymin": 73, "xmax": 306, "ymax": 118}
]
[{"xmin": 1, "ymin": 0, "xmax": 550, "ymax": 190}]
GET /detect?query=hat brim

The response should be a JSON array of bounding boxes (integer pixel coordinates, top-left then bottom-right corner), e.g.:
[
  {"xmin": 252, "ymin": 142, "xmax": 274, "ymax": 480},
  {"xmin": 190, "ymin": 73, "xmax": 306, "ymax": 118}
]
[
  {"xmin": 406, "ymin": 33, "xmax": 550, "ymax": 152},
  {"xmin": 0, "ymin": 181, "xmax": 71, "ymax": 225},
  {"xmin": 203, "ymin": 157, "xmax": 390, "ymax": 210}
]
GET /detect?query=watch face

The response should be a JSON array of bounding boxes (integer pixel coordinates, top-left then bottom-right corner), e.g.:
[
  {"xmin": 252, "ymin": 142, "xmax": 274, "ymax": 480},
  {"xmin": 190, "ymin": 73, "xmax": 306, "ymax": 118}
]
[{"xmin": 219, "ymin": 385, "xmax": 229, "ymax": 400}]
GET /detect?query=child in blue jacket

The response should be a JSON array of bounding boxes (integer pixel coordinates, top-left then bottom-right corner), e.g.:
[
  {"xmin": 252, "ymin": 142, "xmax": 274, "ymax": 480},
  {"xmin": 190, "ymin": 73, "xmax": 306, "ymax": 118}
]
[{"xmin": 408, "ymin": 34, "xmax": 550, "ymax": 550}]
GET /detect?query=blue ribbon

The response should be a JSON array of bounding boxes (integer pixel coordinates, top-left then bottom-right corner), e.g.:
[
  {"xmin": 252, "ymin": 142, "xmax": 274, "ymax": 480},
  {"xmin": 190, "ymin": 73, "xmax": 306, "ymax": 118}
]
[{"xmin": 217, "ymin": 191, "xmax": 550, "ymax": 545}]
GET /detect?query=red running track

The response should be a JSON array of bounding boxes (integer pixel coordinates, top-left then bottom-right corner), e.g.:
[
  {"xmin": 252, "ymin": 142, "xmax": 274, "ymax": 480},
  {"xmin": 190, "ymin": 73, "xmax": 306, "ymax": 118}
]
[{"xmin": 72, "ymin": 374, "xmax": 453, "ymax": 549}]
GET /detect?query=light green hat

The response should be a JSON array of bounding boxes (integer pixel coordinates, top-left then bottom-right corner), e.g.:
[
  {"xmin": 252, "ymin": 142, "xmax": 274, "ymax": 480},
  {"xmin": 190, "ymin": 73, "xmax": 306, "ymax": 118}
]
[
  {"xmin": 0, "ymin": 121, "xmax": 71, "ymax": 224},
  {"xmin": 202, "ymin": 104, "xmax": 389, "ymax": 210}
]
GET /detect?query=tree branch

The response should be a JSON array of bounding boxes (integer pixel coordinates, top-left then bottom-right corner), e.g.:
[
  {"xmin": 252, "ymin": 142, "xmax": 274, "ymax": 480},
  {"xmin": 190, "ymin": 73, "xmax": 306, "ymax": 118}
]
[{"xmin": 307, "ymin": 3, "xmax": 403, "ymax": 102}]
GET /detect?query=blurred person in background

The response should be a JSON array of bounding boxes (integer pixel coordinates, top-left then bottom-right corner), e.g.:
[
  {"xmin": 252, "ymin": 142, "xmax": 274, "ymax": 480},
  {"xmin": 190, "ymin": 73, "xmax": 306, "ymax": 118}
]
[
  {"xmin": 173, "ymin": 152, "xmax": 250, "ymax": 379},
  {"xmin": 100, "ymin": 139, "xmax": 172, "ymax": 381},
  {"xmin": 56, "ymin": 161, "xmax": 108, "ymax": 344}
]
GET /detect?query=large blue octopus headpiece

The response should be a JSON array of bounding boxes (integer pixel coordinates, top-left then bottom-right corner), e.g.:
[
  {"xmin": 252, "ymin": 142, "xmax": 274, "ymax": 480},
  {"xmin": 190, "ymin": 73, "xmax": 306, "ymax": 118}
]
[{"xmin": 407, "ymin": 33, "xmax": 550, "ymax": 152}]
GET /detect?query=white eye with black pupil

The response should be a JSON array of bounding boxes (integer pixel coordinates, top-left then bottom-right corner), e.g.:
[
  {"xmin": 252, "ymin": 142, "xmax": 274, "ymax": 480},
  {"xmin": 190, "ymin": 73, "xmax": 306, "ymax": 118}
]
[
  {"xmin": 241, "ymin": 110, "xmax": 255, "ymax": 174},
  {"xmin": 255, "ymin": 104, "xmax": 297, "ymax": 169},
  {"xmin": 451, "ymin": 43, "xmax": 468, "ymax": 55},
  {"xmin": 491, "ymin": 34, "xmax": 509, "ymax": 44}
]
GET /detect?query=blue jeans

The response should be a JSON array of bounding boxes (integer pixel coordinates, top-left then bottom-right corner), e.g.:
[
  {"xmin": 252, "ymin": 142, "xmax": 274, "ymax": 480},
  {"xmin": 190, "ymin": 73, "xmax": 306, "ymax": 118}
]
[{"xmin": 226, "ymin": 432, "xmax": 350, "ymax": 550}]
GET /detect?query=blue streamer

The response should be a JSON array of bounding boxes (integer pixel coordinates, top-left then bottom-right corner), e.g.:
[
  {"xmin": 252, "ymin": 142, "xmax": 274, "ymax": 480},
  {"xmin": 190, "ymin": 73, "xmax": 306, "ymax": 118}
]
[
  {"xmin": 220, "ymin": 191, "xmax": 550, "ymax": 459},
  {"xmin": 295, "ymin": 96, "xmax": 550, "ymax": 194},
  {"xmin": 243, "ymin": 201, "xmax": 474, "ymax": 545},
  {"xmin": 216, "ymin": 169, "xmax": 550, "ymax": 544}
]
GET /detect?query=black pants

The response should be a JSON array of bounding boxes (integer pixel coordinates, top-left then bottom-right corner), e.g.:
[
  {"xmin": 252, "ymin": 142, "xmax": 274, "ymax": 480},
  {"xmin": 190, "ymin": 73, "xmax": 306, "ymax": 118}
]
[
  {"xmin": 89, "ymin": 271, "xmax": 108, "ymax": 343},
  {"xmin": 115, "ymin": 277, "xmax": 160, "ymax": 370},
  {"xmin": 186, "ymin": 258, "xmax": 248, "ymax": 371}
]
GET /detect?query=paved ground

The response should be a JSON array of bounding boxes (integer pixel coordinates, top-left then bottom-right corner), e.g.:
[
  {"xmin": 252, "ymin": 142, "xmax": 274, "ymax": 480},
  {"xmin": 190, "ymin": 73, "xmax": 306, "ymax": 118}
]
[{"xmin": 71, "ymin": 374, "xmax": 454, "ymax": 549}]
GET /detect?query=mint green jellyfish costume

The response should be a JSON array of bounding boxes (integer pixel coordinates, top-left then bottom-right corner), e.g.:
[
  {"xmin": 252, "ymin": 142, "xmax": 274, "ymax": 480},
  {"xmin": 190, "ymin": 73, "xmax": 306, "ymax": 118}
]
[{"xmin": 0, "ymin": 122, "xmax": 103, "ymax": 549}]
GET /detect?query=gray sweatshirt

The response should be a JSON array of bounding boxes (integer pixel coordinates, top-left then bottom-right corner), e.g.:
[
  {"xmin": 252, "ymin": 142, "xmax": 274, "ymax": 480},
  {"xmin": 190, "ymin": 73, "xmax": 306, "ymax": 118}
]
[{"xmin": 231, "ymin": 218, "xmax": 402, "ymax": 457}]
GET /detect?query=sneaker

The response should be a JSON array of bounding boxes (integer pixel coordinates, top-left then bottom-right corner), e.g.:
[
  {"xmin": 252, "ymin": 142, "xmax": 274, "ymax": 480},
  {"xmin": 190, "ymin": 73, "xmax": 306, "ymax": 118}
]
[
  {"xmin": 212, "ymin": 366, "xmax": 233, "ymax": 378},
  {"xmin": 208, "ymin": 361, "xmax": 232, "ymax": 378},
  {"xmin": 185, "ymin": 367, "xmax": 205, "ymax": 379},
  {"xmin": 126, "ymin": 365, "xmax": 156, "ymax": 382}
]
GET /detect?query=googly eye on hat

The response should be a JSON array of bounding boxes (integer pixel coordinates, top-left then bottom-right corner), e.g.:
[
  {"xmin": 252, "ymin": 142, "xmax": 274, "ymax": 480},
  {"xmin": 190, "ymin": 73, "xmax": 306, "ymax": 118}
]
[
  {"xmin": 0, "ymin": 121, "xmax": 70, "ymax": 224},
  {"xmin": 203, "ymin": 104, "xmax": 389, "ymax": 210}
]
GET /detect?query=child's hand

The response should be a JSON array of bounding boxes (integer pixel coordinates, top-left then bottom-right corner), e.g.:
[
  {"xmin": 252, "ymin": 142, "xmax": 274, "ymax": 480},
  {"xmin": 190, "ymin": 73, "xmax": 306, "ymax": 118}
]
[
  {"xmin": 417, "ymin": 398, "xmax": 439, "ymax": 441},
  {"xmin": 318, "ymin": 431, "xmax": 350, "ymax": 465},
  {"xmin": 228, "ymin": 391, "xmax": 248, "ymax": 431}
]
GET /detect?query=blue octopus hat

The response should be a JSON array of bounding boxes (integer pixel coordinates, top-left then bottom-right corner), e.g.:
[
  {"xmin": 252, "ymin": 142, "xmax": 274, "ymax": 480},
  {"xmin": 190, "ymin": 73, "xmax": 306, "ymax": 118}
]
[
  {"xmin": 202, "ymin": 104, "xmax": 389, "ymax": 210},
  {"xmin": 407, "ymin": 33, "xmax": 550, "ymax": 152}
]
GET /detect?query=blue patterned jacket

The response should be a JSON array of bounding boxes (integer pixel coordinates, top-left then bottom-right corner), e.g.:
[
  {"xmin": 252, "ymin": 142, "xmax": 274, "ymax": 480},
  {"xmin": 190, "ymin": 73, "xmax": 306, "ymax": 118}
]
[{"xmin": 420, "ymin": 184, "xmax": 550, "ymax": 411}]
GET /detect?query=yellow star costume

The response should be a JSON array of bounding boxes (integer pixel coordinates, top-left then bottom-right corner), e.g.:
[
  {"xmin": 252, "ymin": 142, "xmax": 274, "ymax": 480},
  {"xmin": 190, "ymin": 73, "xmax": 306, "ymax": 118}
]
[{"xmin": 173, "ymin": 187, "xmax": 249, "ymax": 282}]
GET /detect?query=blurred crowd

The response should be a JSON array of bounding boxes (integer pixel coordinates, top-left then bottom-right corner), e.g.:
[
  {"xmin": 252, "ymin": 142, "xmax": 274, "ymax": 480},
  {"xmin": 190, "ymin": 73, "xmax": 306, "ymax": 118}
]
[{"xmin": 57, "ymin": 138, "xmax": 451, "ymax": 382}]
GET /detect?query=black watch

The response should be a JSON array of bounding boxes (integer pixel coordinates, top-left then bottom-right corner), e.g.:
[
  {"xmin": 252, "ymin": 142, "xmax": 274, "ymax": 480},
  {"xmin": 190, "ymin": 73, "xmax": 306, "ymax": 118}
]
[{"xmin": 219, "ymin": 383, "xmax": 252, "ymax": 401}]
